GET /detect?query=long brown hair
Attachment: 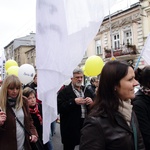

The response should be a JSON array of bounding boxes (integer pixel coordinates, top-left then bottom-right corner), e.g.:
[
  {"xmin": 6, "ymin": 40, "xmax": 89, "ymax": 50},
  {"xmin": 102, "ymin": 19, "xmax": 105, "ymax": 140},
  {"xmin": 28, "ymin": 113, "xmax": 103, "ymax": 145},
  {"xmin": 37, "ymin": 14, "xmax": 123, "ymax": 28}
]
[{"xmin": 90, "ymin": 60, "xmax": 130, "ymax": 119}]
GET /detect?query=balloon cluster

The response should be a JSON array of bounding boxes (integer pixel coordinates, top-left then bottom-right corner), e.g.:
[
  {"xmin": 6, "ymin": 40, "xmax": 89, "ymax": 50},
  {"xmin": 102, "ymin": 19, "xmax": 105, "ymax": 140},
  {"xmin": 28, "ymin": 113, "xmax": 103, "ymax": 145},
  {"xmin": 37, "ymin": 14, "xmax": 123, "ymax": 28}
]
[
  {"xmin": 82, "ymin": 55, "xmax": 104, "ymax": 77},
  {"xmin": 5, "ymin": 59, "xmax": 35, "ymax": 85}
]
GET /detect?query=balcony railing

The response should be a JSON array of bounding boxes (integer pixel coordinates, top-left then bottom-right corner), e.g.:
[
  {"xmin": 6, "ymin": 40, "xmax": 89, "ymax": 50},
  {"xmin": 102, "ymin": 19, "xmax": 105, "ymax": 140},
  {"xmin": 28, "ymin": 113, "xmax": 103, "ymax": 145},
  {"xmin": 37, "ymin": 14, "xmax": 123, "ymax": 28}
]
[{"xmin": 104, "ymin": 45, "xmax": 138, "ymax": 58}]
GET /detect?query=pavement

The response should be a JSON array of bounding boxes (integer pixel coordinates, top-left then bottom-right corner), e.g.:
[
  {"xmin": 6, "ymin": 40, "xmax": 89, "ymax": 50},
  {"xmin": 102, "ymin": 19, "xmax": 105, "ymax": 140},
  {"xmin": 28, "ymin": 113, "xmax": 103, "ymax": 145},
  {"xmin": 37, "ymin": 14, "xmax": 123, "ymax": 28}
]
[{"xmin": 52, "ymin": 123, "xmax": 79, "ymax": 150}]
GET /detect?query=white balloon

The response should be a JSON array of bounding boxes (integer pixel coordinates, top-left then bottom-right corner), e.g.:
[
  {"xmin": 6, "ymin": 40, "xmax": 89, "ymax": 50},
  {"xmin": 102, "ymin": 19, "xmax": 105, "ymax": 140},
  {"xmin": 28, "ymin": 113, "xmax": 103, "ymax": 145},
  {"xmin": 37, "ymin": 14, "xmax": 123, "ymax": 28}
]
[{"xmin": 18, "ymin": 64, "xmax": 35, "ymax": 85}]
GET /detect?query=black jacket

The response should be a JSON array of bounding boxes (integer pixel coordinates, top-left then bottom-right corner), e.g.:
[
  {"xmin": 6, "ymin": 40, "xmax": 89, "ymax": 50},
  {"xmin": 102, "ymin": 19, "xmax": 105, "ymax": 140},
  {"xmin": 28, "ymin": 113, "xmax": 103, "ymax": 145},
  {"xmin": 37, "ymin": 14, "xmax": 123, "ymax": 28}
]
[
  {"xmin": 132, "ymin": 90, "xmax": 150, "ymax": 150},
  {"xmin": 80, "ymin": 111, "xmax": 145, "ymax": 150},
  {"xmin": 57, "ymin": 83, "xmax": 94, "ymax": 145},
  {"xmin": 86, "ymin": 84, "xmax": 96, "ymax": 97}
]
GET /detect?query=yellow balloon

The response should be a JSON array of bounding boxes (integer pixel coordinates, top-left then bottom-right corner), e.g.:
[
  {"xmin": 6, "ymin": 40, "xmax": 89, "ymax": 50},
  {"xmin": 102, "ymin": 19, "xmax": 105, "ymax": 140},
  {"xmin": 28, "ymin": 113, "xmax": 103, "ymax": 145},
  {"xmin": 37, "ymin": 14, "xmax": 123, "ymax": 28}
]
[
  {"xmin": 7, "ymin": 66, "xmax": 19, "ymax": 76},
  {"xmin": 84, "ymin": 70, "xmax": 89, "ymax": 77},
  {"xmin": 81, "ymin": 66, "xmax": 89, "ymax": 76},
  {"xmin": 85, "ymin": 55, "xmax": 104, "ymax": 76},
  {"xmin": 5, "ymin": 59, "xmax": 18, "ymax": 71}
]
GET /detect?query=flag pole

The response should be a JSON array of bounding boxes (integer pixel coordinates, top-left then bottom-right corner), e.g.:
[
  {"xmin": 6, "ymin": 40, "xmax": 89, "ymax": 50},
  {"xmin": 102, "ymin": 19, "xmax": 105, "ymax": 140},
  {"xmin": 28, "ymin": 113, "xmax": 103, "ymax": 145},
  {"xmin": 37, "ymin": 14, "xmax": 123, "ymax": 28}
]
[
  {"xmin": 134, "ymin": 55, "xmax": 141, "ymax": 70},
  {"xmin": 109, "ymin": 3, "xmax": 113, "ymax": 58},
  {"xmin": 134, "ymin": 32, "xmax": 150, "ymax": 70},
  {"xmin": 109, "ymin": 0, "xmax": 116, "ymax": 61}
]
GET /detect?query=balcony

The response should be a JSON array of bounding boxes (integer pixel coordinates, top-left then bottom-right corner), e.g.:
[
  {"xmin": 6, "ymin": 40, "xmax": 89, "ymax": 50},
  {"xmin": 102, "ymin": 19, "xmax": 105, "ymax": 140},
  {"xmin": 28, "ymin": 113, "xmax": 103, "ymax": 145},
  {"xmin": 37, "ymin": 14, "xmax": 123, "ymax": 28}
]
[{"xmin": 104, "ymin": 44, "xmax": 138, "ymax": 58}]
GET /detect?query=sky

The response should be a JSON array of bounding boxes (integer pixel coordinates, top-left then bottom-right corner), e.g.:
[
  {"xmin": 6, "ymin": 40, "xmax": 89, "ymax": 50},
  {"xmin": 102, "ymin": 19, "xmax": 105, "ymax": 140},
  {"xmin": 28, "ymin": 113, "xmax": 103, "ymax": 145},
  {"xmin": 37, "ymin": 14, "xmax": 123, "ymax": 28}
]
[
  {"xmin": 0, "ymin": 0, "xmax": 139, "ymax": 54},
  {"xmin": 0, "ymin": 0, "xmax": 36, "ymax": 52}
]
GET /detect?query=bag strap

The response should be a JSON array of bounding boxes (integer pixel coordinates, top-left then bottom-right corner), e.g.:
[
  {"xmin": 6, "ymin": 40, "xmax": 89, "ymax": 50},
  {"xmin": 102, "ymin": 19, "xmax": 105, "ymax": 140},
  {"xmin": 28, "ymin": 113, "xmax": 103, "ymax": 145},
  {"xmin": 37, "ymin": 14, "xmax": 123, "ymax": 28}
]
[
  {"xmin": 8, "ymin": 104, "xmax": 44, "ymax": 150},
  {"xmin": 8, "ymin": 104, "xmax": 31, "ymax": 136},
  {"xmin": 131, "ymin": 112, "xmax": 137, "ymax": 150}
]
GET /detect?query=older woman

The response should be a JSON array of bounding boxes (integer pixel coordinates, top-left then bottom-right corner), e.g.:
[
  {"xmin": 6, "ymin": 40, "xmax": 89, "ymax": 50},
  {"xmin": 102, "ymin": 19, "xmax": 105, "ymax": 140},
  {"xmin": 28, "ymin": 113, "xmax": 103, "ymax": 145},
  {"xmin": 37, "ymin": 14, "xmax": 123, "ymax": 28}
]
[
  {"xmin": 0, "ymin": 75, "xmax": 38, "ymax": 150},
  {"xmin": 23, "ymin": 87, "xmax": 51, "ymax": 150},
  {"xmin": 79, "ymin": 60, "xmax": 145, "ymax": 150}
]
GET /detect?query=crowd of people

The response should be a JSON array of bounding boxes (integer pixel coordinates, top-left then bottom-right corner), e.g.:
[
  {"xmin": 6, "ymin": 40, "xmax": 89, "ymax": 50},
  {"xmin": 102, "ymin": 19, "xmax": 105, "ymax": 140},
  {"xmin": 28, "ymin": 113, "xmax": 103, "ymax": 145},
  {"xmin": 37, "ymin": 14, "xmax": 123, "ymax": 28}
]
[{"xmin": 0, "ymin": 60, "xmax": 150, "ymax": 150}]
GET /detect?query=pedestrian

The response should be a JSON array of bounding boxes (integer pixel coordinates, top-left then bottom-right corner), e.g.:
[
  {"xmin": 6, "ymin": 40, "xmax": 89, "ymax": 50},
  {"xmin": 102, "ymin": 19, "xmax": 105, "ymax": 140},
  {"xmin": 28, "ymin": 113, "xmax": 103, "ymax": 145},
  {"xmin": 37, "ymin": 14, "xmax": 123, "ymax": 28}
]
[
  {"xmin": 132, "ymin": 66, "xmax": 150, "ymax": 150},
  {"xmin": 87, "ymin": 77, "xmax": 99, "ymax": 96},
  {"xmin": 26, "ymin": 73, "xmax": 54, "ymax": 149},
  {"xmin": 0, "ymin": 75, "xmax": 38, "ymax": 150},
  {"xmin": 79, "ymin": 60, "xmax": 145, "ymax": 150},
  {"xmin": 25, "ymin": 73, "xmax": 42, "ymax": 104},
  {"xmin": 23, "ymin": 87, "xmax": 51, "ymax": 150},
  {"xmin": 57, "ymin": 67, "xmax": 94, "ymax": 150}
]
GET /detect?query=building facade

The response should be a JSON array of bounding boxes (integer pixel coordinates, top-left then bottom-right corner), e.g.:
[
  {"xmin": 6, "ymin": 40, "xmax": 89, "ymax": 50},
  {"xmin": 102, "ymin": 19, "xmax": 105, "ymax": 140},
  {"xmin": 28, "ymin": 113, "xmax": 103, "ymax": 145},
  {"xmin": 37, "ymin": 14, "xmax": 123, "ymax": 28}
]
[
  {"xmin": 4, "ymin": 32, "xmax": 35, "ymax": 60},
  {"xmin": 82, "ymin": 2, "xmax": 146, "ymax": 68},
  {"xmin": 3, "ymin": 1, "xmax": 150, "ymax": 71},
  {"xmin": 14, "ymin": 45, "xmax": 36, "ymax": 67},
  {"xmin": 140, "ymin": 0, "xmax": 150, "ymax": 39}
]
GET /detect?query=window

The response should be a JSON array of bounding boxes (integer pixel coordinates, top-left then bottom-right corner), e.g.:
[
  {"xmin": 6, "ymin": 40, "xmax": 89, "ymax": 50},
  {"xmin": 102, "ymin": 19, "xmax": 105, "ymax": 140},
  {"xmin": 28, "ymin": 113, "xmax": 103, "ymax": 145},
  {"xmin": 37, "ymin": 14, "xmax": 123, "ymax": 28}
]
[
  {"xmin": 112, "ymin": 33, "xmax": 120, "ymax": 50},
  {"xmin": 124, "ymin": 30, "xmax": 132, "ymax": 45},
  {"xmin": 95, "ymin": 40, "xmax": 102, "ymax": 54}
]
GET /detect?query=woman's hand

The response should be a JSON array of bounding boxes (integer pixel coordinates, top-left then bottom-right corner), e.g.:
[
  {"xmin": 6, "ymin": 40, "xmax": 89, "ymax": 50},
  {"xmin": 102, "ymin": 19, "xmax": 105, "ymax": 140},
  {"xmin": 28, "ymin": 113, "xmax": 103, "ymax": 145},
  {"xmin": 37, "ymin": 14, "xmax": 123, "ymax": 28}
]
[
  {"xmin": 29, "ymin": 135, "xmax": 38, "ymax": 143},
  {"xmin": 0, "ymin": 110, "xmax": 7, "ymax": 126}
]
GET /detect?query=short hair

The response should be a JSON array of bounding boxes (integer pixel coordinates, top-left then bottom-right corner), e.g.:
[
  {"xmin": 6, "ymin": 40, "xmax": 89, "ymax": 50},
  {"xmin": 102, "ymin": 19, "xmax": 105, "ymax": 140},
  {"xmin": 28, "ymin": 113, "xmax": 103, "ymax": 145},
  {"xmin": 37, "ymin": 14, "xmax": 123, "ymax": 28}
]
[
  {"xmin": 23, "ymin": 87, "xmax": 36, "ymax": 98},
  {"xmin": 90, "ymin": 77, "xmax": 98, "ymax": 84},
  {"xmin": 73, "ymin": 67, "xmax": 83, "ymax": 75},
  {"xmin": 135, "ymin": 65, "xmax": 150, "ymax": 88}
]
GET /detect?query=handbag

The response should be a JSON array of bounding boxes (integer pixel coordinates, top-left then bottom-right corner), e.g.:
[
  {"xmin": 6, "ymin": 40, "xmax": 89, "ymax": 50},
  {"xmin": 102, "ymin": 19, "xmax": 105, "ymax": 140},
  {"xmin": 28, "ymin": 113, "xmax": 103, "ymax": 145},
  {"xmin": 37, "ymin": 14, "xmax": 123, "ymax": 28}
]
[{"xmin": 9, "ymin": 105, "xmax": 44, "ymax": 150}]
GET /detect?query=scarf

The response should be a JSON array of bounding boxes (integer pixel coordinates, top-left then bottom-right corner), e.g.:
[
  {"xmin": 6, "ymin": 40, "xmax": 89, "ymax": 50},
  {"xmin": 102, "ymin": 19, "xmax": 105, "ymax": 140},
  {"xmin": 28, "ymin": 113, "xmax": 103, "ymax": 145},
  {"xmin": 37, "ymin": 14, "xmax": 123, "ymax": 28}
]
[
  {"xmin": 7, "ymin": 97, "xmax": 17, "ymax": 107},
  {"xmin": 29, "ymin": 104, "xmax": 42, "ymax": 125},
  {"xmin": 118, "ymin": 100, "xmax": 132, "ymax": 126},
  {"xmin": 140, "ymin": 86, "xmax": 150, "ymax": 96}
]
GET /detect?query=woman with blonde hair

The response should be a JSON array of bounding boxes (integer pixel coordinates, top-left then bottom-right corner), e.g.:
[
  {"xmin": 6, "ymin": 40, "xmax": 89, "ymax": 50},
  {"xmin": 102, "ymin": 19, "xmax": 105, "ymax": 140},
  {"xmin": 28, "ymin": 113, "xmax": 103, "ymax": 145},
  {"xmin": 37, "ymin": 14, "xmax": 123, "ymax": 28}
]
[{"xmin": 0, "ymin": 75, "xmax": 38, "ymax": 150}]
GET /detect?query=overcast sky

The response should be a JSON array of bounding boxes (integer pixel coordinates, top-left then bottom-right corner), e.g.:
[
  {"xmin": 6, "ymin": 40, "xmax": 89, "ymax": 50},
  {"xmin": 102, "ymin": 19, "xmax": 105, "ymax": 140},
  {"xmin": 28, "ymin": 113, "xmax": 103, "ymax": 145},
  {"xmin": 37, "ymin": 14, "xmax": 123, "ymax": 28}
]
[
  {"xmin": 0, "ymin": 0, "xmax": 139, "ymax": 53},
  {"xmin": 0, "ymin": 0, "xmax": 36, "ymax": 52}
]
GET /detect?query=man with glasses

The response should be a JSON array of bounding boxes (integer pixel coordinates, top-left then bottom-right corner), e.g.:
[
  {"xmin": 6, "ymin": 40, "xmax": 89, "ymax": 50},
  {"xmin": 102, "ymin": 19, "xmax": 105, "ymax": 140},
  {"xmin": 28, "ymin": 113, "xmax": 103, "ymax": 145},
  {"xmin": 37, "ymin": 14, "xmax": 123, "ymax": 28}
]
[{"xmin": 57, "ymin": 67, "xmax": 94, "ymax": 150}]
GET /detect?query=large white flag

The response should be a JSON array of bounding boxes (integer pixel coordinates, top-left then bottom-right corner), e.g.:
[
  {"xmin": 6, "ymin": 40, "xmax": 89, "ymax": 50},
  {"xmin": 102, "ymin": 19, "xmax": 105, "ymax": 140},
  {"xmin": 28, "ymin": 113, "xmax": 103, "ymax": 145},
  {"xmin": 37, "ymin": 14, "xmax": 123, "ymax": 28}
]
[
  {"xmin": 36, "ymin": 0, "xmax": 117, "ymax": 143},
  {"xmin": 142, "ymin": 32, "xmax": 150, "ymax": 65}
]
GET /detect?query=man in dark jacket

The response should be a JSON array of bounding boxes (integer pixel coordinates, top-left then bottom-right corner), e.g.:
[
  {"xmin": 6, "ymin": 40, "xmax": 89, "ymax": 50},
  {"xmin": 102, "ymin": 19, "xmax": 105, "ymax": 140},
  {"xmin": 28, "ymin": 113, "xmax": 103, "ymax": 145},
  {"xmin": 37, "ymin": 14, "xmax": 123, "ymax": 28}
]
[
  {"xmin": 132, "ymin": 90, "xmax": 150, "ymax": 150},
  {"xmin": 132, "ymin": 66, "xmax": 150, "ymax": 150},
  {"xmin": 87, "ymin": 77, "xmax": 99, "ymax": 97},
  {"xmin": 57, "ymin": 67, "xmax": 94, "ymax": 150}
]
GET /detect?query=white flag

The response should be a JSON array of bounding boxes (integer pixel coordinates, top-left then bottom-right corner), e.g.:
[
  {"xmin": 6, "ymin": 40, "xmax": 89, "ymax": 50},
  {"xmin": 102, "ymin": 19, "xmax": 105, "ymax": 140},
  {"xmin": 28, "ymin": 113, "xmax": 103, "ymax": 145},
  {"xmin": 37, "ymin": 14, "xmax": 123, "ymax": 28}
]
[
  {"xmin": 36, "ymin": 0, "xmax": 117, "ymax": 143},
  {"xmin": 142, "ymin": 32, "xmax": 150, "ymax": 65}
]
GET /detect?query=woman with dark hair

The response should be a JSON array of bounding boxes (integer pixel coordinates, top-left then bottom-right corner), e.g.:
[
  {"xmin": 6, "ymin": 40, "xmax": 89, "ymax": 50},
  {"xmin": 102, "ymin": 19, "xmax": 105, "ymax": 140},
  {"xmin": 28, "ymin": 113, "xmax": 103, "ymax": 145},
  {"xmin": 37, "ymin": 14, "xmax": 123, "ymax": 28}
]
[
  {"xmin": 132, "ymin": 66, "xmax": 150, "ymax": 150},
  {"xmin": 79, "ymin": 60, "xmax": 145, "ymax": 150},
  {"xmin": 0, "ymin": 75, "xmax": 38, "ymax": 150}
]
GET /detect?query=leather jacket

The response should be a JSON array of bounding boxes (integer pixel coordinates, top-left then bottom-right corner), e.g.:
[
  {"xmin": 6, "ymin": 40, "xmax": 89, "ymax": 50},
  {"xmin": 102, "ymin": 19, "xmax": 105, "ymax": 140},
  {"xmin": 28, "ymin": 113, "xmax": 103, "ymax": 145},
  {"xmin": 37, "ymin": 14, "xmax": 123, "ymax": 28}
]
[{"xmin": 80, "ymin": 111, "xmax": 145, "ymax": 150}]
